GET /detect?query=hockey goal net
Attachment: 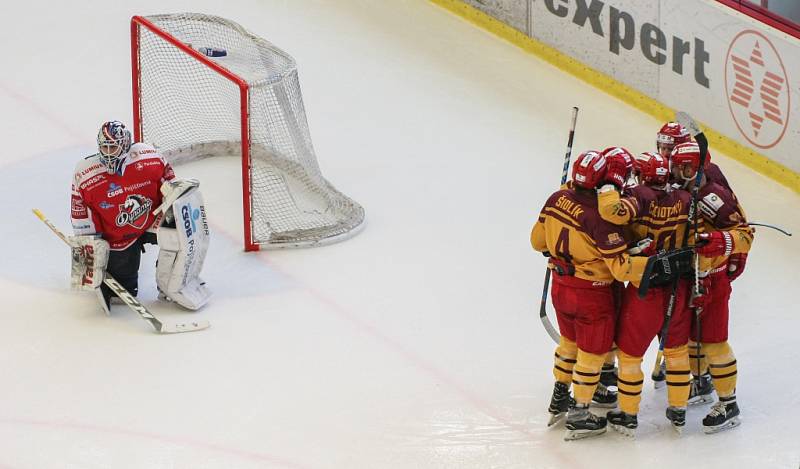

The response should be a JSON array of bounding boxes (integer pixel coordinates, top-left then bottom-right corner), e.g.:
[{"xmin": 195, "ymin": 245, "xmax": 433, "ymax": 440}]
[{"xmin": 131, "ymin": 13, "xmax": 365, "ymax": 251}]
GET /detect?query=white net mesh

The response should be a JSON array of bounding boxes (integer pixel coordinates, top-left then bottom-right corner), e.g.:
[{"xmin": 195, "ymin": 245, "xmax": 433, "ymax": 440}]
[{"xmin": 135, "ymin": 13, "xmax": 364, "ymax": 249}]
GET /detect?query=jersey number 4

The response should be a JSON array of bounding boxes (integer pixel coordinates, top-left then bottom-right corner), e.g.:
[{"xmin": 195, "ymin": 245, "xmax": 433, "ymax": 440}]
[{"xmin": 555, "ymin": 228, "xmax": 572, "ymax": 262}]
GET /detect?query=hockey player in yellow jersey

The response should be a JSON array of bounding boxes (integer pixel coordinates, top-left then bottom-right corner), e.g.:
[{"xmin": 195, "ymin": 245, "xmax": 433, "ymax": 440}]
[
  {"xmin": 671, "ymin": 138, "xmax": 754, "ymax": 434},
  {"xmin": 531, "ymin": 150, "xmax": 692, "ymax": 440},
  {"xmin": 596, "ymin": 150, "xmax": 695, "ymax": 435}
]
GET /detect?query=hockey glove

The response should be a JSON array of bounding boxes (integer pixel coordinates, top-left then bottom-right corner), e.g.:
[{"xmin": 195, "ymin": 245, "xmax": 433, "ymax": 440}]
[
  {"xmin": 627, "ymin": 237, "xmax": 654, "ymax": 256},
  {"xmin": 695, "ymin": 231, "xmax": 734, "ymax": 257},
  {"xmin": 690, "ymin": 276, "xmax": 713, "ymax": 310},
  {"xmin": 649, "ymin": 248, "xmax": 694, "ymax": 287},
  {"xmin": 727, "ymin": 253, "xmax": 748, "ymax": 282},
  {"xmin": 602, "ymin": 154, "xmax": 628, "ymax": 190}
]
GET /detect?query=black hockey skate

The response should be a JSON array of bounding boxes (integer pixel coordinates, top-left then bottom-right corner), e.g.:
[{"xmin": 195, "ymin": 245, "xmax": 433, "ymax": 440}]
[
  {"xmin": 688, "ymin": 372, "xmax": 715, "ymax": 405},
  {"xmin": 600, "ymin": 363, "xmax": 618, "ymax": 389},
  {"xmin": 607, "ymin": 410, "xmax": 637, "ymax": 437},
  {"xmin": 702, "ymin": 396, "xmax": 740, "ymax": 434},
  {"xmin": 547, "ymin": 381, "xmax": 576, "ymax": 427},
  {"xmin": 564, "ymin": 405, "xmax": 607, "ymax": 440},
  {"xmin": 666, "ymin": 406, "xmax": 686, "ymax": 434},
  {"xmin": 591, "ymin": 383, "xmax": 618, "ymax": 408},
  {"xmin": 652, "ymin": 358, "xmax": 666, "ymax": 389}
]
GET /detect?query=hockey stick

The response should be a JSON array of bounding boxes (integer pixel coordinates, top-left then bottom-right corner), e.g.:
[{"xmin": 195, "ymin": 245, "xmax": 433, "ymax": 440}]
[
  {"xmin": 539, "ymin": 106, "xmax": 579, "ymax": 344},
  {"xmin": 746, "ymin": 222, "xmax": 792, "ymax": 236},
  {"xmin": 32, "ymin": 209, "xmax": 210, "ymax": 334},
  {"xmin": 649, "ymin": 121, "xmax": 709, "ymax": 382}
]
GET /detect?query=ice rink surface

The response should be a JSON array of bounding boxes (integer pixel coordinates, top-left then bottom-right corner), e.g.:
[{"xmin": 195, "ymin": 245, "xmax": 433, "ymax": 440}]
[{"xmin": 1, "ymin": 1, "xmax": 799, "ymax": 468}]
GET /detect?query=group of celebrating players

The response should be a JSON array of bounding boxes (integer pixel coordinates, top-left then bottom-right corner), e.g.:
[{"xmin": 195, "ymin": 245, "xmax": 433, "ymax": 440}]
[{"xmin": 531, "ymin": 113, "xmax": 753, "ymax": 440}]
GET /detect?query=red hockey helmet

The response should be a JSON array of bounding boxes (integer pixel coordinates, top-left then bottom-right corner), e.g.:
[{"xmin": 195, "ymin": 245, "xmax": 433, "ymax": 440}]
[
  {"xmin": 601, "ymin": 146, "xmax": 634, "ymax": 171},
  {"xmin": 657, "ymin": 122, "xmax": 691, "ymax": 156},
  {"xmin": 571, "ymin": 150, "xmax": 607, "ymax": 189},
  {"xmin": 633, "ymin": 151, "xmax": 669, "ymax": 186},
  {"xmin": 670, "ymin": 142, "xmax": 710, "ymax": 181}
]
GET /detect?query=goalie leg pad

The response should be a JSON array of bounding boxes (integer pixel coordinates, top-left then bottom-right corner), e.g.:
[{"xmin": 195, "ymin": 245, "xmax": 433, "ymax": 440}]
[{"xmin": 156, "ymin": 187, "xmax": 211, "ymax": 310}]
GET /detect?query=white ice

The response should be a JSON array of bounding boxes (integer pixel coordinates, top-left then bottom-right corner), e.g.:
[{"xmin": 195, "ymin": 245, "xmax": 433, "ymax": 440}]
[{"xmin": 1, "ymin": 1, "xmax": 798, "ymax": 468}]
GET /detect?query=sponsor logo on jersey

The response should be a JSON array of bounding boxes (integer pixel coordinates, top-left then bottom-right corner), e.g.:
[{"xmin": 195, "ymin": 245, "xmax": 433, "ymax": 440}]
[
  {"xmin": 137, "ymin": 160, "xmax": 162, "ymax": 168},
  {"xmin": 80, "ymin": 163, "xmax": 104, "ymax": 176},
  {"xmin": 99, "ymin": 201, "xmax": 114, "ymax": 209},
  {"xmin": 79, "ymin": 174, "xmax": 105, "ymax": 190},
  {"xmin": 115, "ymin": 194, "xmax": 153, "ymax": 229},
  {"xmin": 607, "ymin": 232, "xmax": 623, "ymax": 245},
  {"xmin": 124, "ymin": 181, "xmax": 151, "ymax": 192},
  {"xmin": 107, "ymin": 182, "xmax": 123, "ymax": 198},
  {"xmin": 71, "ymin": 195, "xmax": 87, "ymax": 218}
]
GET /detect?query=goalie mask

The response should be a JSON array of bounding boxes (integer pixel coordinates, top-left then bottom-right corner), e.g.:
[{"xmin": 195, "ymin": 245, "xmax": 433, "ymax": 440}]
[{"xmin": 97, "ymin": 121, "xmax": 132, "ymax": 174}]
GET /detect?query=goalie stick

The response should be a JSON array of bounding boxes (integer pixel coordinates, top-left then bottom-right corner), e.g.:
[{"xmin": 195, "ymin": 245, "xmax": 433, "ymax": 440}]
[
  {"xmin": 539, "ymin": 107, "xmax": 579, "ymax": 344},
  {"xmin": 32, "ymin": 209, "xmax": 210, "ymax": 334}
]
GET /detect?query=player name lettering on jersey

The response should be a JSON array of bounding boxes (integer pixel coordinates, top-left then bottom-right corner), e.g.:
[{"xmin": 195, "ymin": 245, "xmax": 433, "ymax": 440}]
[
  {"xmin": 647, "ymin": 199, "xmax": 684, "ymax": 219},
  {"xmin": 555, "ymin": 195, "xmax": 584, "ymax": 219}
]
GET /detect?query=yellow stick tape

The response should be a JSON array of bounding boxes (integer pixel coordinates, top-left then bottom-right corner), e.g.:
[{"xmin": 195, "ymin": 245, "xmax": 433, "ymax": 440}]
[{"xmin": 429, "ymin": 0, "xmax": 800, "ymax": 194}]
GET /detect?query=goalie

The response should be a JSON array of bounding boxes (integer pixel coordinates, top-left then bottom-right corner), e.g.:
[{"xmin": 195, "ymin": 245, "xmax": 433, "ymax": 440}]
[{"xmin": 69, "ymin": 120, "xmax": 211, "ymax": 313}]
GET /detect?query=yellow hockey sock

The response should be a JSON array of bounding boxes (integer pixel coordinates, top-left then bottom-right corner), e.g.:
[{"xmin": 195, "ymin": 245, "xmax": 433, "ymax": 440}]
[
  {"xmin": 553, "ymin": 337, "xmax": 578, "ymax": 384},
  {"xmin": 572, "ymin": 349, "xmax": 605, "ymax": 406},
  {"xmin": 664, "ymin": 345, "xmax": 691, "ymax": 408},
  {"xmin": 616, "ymin": 351, "xmax": 644, "ymax": 415},
  {"xmin": 704, "ymin": 342, "xmax": 737, "ymax": 398},
  {"xmin": 689, "ymin": 340, "xmax": 708, "ymax": 376}
]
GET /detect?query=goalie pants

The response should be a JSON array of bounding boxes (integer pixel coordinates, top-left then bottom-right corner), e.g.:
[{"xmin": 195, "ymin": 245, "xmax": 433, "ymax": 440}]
[{"xmin": 100, "ymin": 232, "xmax": 157, "ymax": 307}]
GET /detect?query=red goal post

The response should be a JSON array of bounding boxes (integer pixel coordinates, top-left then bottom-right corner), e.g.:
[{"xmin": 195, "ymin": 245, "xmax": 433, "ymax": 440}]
[{"xmin": 130, "ymin": 14, "xmax": 365, "ymax": 251}]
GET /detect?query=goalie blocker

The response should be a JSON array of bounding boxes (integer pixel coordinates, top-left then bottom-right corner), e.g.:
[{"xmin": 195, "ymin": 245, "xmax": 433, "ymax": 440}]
[{"xmin": 156, "ymin": 179, "xmax": 211, "ymax": 310}]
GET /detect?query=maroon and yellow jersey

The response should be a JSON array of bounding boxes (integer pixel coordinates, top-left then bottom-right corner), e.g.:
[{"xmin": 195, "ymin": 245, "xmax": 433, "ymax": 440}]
[
  {"xmin": 598, "ymin": 185, "xmax": 692, "ymax": 251},
  {"xmin": 697, "ymin": 182, "xmax": 754, "ymax": 271},
  {"xmin": 531, "ymin": 188, "xmax": 648, "ymax": 285}
]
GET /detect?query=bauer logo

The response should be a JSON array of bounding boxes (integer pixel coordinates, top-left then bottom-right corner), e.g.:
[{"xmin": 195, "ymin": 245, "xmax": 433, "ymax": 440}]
[{"xmin": 725, "ymin": 30, "xmax": 790, "ymax": 149}]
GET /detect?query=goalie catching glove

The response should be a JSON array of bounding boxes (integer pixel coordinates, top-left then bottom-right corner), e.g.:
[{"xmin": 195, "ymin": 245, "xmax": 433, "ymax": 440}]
[{"xmin": 156, "ymin": 179, "xmax": 212, "ymax": 310}]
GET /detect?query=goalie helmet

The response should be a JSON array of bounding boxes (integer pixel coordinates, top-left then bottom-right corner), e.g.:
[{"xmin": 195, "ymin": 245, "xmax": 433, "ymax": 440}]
[
  {"xmin": 97, "ymin": 121, "xmax": 132, "ymax": 173},
  {"xmin": 670, "ymin": 142, "xmax": 710, "ymax": 182},
  {"xmin": 656, "ymin": 122, "xmax": 691, "ymax": 156},
  {"xmin": 571, "ymin": 150, "xmax": 607, "ymax": 190},
  {"xmin": 633, "ymin": 152, "xmax": 669, "ymax": 186}
]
